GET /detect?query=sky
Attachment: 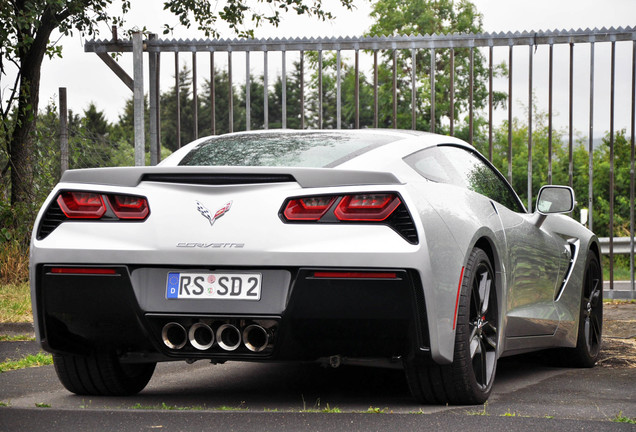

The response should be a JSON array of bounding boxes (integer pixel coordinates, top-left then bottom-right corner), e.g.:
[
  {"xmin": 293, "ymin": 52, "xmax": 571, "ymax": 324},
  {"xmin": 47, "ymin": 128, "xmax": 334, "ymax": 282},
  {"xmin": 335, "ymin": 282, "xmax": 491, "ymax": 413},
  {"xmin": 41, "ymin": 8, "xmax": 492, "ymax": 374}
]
[{"xmin": 7, "ymin": 0, "xmax": 636, "ymax": 138}]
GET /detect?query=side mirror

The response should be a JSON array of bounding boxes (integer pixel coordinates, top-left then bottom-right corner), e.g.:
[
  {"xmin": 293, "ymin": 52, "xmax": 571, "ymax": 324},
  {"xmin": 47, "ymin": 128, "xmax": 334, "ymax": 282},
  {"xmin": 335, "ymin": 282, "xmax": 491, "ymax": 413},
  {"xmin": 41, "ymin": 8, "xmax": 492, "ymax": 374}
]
[{"xmin": 536, "ymin": 185, "xmax": 575, "ymax": 215}]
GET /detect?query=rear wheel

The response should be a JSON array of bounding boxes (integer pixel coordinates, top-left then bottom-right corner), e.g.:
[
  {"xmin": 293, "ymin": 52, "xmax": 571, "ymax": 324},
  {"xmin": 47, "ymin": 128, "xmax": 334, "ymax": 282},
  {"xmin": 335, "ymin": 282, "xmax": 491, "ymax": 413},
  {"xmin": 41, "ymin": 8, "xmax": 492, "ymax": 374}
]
[
  {"xmin": 53, "ymin": 352, "xmax": 156, "ymax": 396},
  {"xmin": 405, "ymin": 247, "xmax": 498, "ymax": 404}
]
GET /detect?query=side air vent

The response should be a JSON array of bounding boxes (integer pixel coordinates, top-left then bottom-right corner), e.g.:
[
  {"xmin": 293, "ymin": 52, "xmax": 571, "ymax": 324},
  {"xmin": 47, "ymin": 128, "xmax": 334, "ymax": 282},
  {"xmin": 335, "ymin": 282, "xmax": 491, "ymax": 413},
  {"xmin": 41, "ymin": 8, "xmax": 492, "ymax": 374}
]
[
  {"xmin": 37, "ymin": 200, "xmax": 66, "ymax": 240},
  {"xmin": 141, "ymin": 173, "xmax": 296, "ymax": 185},
  {"xmin": 555, "ymin": 242, "xmax": 578, "ymax": 301}
]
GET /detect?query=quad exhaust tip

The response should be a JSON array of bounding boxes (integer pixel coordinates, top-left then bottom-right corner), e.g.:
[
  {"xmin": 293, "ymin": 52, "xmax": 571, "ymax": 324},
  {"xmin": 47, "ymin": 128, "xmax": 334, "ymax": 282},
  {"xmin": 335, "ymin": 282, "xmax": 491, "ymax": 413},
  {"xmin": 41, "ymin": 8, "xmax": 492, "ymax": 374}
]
[
  {"xmin": 216, "ymin": 324, "xmax": 242, "ymax": 351},
  {"xmin": 161, "ymin": 322, "xmax": 187, "ymax": 350},
  {"xmin": 161, "ymin": 321, "xmax": 275, "ymax": 352},
  {"xmin": 188, "ymin": 322, "xmax": 215, "ymax": 350},
  {"xmin": 242, "ymin": 324, "xmax": 271, "ymax": 353}
]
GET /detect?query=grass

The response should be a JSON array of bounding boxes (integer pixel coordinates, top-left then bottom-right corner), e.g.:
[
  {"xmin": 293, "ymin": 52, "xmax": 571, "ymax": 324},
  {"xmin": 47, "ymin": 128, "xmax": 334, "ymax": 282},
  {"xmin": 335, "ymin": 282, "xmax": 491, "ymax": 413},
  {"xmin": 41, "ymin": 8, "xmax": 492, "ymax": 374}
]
[
  {"xmin": 130, "ymin": 402, "xmax": 256, "ymax": 411},
  {"xmin": 612, "ymin": 411, "xmax": 636, "ymax": 424},
  {"xmin": 604, "ymin": 266, "xmax": 634, "ymax": 282},
  {"xmin": 365, "ymin": 406, "xmax": 386, "ymax": 414},
  {"xmin": 299, "ymin": 396, "xmax": 342, "ymax": 413},
  {"xmin": 602, "ymin": 255, "xmax": 634, "ymax": 281},
  {"xmin": 214, "ymin": 405, "xmax": 249, "ymax": 412},
  {"xmin": 131, "ymin": 402, "xmax": 207, "ymax": 411},
  {"xmin": 500, "ymin": 410, "xmax": 529, "ymax": 417},
  {"xmin": 0, "ymin": 352, "xmax": 53, "ymax": 373},
  {"xmin": 0, "ymin": 334, "xmax": 34, "ymax": 342},
  {"xmin": 467, "ymin": 402, "xmax": 489, "ymax": 416},
  {"xmin": 0, "ymin": 242, "xmax": 29, "ymax": 286},
  {"xmin": 0, "ymin": 282, "xmax": 31, "ymax": 323}
]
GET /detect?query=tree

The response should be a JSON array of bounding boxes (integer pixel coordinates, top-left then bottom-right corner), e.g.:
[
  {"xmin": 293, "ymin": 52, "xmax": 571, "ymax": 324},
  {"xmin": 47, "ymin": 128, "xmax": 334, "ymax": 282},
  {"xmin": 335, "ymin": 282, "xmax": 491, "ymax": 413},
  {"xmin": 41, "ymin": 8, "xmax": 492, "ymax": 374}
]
[
  {"xmin": 366, "ymin": 0, "xmax": 506, "ymax": 132},
  {"xmin": 593, "ymin": 130, "xmax": 633, "ymax": 237},
  {"xmin": 199, "ymin": 69, "xmax": 246, "ymax": 138},
  {"xmin": 0, "ymin": 0, "xmax": 354, "ymax": 206},
  {"xmin": 160, "ymin": 65, "xmax": 197, "ymax": 151},
  {"xmin": 269, "ymin": 61, "xmax": 305, "ymax": 129}
]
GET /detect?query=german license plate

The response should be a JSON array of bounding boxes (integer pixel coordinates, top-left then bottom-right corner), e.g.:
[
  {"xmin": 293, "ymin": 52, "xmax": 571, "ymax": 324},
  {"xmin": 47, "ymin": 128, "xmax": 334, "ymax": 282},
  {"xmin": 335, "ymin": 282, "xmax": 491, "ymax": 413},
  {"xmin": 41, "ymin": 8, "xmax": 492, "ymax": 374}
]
[{"xmin": 166, "ymin": 272, "xmax": 262, "ymax": 300}]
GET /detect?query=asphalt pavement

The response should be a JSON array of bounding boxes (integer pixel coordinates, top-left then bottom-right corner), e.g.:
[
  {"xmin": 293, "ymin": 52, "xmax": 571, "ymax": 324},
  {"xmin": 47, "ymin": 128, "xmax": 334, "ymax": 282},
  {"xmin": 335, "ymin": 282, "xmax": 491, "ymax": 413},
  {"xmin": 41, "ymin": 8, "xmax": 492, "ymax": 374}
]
[
  {"xmin": 0, "ymin": 304, "xmax": 634, "ymax": 431},
  {"xmin": 1, "ymin": 339, "xmax": 635, "ymax": 430}
]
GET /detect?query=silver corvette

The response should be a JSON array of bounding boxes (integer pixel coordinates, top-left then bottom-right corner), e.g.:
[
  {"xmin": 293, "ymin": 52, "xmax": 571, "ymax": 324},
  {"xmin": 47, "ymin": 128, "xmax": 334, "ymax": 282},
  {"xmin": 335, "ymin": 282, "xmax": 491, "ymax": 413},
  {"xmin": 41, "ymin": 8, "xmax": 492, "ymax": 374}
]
[{"xmin": 30, "ymin": 129, "xmax": 602, "ymax": 404}]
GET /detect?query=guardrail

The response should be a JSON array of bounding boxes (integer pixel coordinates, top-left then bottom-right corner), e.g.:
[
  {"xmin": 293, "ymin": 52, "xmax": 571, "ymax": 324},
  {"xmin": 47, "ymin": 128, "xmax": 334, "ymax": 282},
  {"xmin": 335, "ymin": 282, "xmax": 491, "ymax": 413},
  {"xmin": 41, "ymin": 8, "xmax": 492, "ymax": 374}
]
[
  {"xmin": 599, "ymin": 237, "xmax": 636, "ymax": 255},
  {"xmin": 599, "ymin": 237, "xmax": 635, "ymax": 298}
]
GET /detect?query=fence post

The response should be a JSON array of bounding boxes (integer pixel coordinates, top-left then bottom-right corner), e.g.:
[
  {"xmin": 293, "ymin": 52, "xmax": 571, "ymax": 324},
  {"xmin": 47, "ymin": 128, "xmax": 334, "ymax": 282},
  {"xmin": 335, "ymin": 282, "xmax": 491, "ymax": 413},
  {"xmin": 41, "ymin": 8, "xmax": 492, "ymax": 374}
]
[
  {"xmin": 132, "ymin": 31, "xmax": 145, "ymax": 166},
  {"xmin": 59, "ymin": 87, "xmax": 68, "ymax": 175},
  {"xmin": 149, "ymin": 34, "xmax": 159, "ymax": 166}
]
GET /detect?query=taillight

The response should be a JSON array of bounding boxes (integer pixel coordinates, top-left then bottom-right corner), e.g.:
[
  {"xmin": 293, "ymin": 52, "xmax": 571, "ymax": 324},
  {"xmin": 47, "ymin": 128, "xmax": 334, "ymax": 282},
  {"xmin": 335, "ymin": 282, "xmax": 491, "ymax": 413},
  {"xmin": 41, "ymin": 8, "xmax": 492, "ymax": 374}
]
[
  {"xmin": 280, "ymin": 192, "xmax": 418, "ymax": 244},
  {"xmin": 283, "ymin": 193, "xmax": 402, "ymax": 222},
  {"xmin": 57, "ymin": 191, "xmax": 106, "ymax": 219},
  {"xmin": 55, "ymin": 191, "xmax": 149, "ymax": 221},
  {"xmin": 108, "ymin": 195, "xmax": 150, "ymax": 219},
  {"xmin": 334, "ymin": 194, "xmax": 401, "ymax": 221},
  {"xmin": 283, "ymin": 196, "xmax": 336, "ymax": 221}
]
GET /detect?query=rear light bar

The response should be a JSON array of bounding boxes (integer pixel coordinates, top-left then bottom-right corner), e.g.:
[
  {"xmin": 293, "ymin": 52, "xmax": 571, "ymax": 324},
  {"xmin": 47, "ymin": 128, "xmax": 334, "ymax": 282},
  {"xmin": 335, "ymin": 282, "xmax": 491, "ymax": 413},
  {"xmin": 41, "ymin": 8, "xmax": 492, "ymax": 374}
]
[
  {"xmin": 56, "ymin": 191, "xmax": 150, "ymax": 221},
  {"xmin": 283, "ymin": 193, "xmax": 401, "ymax": 222},
  {"xmin": 50, "ymin": 267, "xmax": 118, "ymax": 275},
  {"xmin": 313, "ymin": 271, "xmax": 398, "ymax": 279}
]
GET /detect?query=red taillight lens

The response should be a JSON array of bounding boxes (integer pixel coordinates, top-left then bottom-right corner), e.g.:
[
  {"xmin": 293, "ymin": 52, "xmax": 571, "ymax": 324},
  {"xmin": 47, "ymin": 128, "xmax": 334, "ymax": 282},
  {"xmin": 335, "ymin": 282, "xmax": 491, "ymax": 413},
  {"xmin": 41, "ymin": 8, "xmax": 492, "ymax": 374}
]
[
  {"xmin": 283, "ymin": 196, "xmax": 336, "ymax": 221},
  {"xmin": 313, "ymin": 271, "xmax": 398, "ymax": 279},
  {"xmin": 334, "ymin": 193, "xmax": 401, "ymax": 221},
  {"xmin": 50, "ymin": 267, "xmax": 117, "ymax": 275},
  {"xmin": 108, "ymin": 195, "xmax": 149, "ymax": 219},
  {"xmin": 56, "ymin": 191, "xmax": 150, "ymax": 221},
  {"xmin": 57, "ymin": 191, "xmax": 106, "ymax": 219}
]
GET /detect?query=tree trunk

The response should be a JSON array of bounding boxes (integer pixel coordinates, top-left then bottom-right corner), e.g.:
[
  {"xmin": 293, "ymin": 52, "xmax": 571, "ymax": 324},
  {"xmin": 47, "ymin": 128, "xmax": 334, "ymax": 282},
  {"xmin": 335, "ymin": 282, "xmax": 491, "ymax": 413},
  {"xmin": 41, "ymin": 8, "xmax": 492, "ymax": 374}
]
[{"xmin": 9, "ymin": 20, "xmax": 53, "ymax": 206}]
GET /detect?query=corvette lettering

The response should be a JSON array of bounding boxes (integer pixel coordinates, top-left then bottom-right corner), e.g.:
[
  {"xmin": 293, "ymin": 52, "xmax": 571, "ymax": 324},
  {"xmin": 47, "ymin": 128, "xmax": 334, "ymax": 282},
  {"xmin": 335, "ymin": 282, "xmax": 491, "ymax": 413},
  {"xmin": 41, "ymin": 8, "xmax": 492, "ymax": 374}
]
[{"xmin": 176, "ymin": 242, "xmax": 245, "ymax": 248}]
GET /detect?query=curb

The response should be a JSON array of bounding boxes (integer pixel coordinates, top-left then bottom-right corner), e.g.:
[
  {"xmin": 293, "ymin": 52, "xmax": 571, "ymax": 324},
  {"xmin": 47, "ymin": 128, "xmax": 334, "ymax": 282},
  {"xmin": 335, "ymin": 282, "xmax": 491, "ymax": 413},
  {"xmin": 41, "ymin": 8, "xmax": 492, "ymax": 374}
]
[
  {"xmin": 0, "ymin": 322, "xmax": 35, "ymax": 337},
  {"xmin": 604, "ymin": 281, "xmax": 636, "ymax": 300}
]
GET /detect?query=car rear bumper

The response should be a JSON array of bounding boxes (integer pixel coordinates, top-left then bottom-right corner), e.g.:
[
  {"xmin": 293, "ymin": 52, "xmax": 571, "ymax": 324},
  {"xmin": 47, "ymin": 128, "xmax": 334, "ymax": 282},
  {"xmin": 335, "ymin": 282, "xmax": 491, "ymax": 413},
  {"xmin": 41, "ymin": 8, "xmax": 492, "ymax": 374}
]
[{"xmin": 34, "ymin": 264, "xmax": 430, "ymax": 363}]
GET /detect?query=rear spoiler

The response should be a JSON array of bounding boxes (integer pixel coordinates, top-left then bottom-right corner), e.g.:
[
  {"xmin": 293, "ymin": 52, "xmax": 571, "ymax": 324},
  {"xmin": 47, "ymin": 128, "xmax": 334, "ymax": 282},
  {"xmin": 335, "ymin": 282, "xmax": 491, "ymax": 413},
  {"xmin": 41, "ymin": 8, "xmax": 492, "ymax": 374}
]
[{"xmin": 60, "ymin": 166, "xmax": 402, "ymax": 188}]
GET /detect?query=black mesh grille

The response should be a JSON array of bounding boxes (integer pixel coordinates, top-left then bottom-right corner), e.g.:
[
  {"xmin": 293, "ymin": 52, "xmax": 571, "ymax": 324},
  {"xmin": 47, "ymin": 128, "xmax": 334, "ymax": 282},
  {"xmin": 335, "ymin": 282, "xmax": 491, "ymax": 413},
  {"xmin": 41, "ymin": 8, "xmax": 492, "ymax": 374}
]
[
  {"xmin": 141, "ymin": 173, "xmax": 295, "ymax": 185},
  {"xmin": 37, "ymin": 200, "xmax": 66, "ymax": 240},
  {"xmin": 387, "ymin": 204, "xmax": 419, "ymax": 244}
]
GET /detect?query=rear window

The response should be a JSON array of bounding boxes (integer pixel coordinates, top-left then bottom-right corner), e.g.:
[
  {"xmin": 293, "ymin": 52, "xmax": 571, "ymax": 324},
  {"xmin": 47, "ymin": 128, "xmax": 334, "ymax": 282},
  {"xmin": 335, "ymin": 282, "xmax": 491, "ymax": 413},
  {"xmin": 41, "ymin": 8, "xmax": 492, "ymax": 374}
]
[{"xmin": 177, "ymin": 132, "xmax": 397, "ymax": 167}]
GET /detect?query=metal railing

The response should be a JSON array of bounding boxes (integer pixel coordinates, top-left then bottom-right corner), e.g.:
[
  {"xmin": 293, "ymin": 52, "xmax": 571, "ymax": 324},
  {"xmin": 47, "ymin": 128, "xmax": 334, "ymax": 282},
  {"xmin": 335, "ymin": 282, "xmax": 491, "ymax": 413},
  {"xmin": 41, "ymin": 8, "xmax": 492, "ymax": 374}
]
[
  {"xmin": 84, "ymin": 27, "xmax": 636, "ymax": 292},
  {"xmin": 600, "ymin": 237, "xmax": 636, "ymax": 255}
]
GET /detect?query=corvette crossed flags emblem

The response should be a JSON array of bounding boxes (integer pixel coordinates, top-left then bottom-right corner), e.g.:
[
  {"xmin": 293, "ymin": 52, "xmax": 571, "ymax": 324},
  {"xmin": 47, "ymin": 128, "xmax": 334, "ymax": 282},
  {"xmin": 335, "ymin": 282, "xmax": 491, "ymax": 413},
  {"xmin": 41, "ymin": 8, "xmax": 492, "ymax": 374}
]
[{"xmin": 196, "ymin": 200, "xmax": 233, "ymax": 226}]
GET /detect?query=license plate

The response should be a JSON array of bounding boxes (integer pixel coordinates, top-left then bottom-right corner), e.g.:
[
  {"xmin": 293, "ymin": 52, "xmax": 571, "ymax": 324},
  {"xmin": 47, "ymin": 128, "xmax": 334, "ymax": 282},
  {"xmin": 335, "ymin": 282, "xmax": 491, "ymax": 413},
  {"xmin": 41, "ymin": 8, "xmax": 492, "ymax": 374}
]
[{"xmin": 166, "ymin": 272, "xmax": 262, "ymax": 300}]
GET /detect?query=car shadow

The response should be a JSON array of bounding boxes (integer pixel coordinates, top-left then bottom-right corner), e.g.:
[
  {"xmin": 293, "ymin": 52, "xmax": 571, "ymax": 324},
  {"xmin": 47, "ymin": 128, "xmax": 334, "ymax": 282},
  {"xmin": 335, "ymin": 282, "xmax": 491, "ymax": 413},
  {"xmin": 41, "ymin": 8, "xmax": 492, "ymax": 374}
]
[{"xmin": 126, "ymin": 353, "xmax": 569, "ymax": 411}]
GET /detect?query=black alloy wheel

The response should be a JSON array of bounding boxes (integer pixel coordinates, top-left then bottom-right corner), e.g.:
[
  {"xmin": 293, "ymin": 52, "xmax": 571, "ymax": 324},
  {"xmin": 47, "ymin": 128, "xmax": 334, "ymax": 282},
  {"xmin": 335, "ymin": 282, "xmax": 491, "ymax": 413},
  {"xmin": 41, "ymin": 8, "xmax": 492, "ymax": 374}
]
[{"xmin": 467, "ymin": 256, "xmax": 498, "ymax": 391}]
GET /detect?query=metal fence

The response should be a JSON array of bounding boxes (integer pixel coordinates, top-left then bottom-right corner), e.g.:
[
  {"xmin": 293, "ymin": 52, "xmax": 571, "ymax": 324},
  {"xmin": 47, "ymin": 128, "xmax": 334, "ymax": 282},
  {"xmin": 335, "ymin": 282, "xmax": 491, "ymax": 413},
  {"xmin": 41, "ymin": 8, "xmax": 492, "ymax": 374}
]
[{"xmin": 85, "ymin": 27, "xmax": 635, "ymax": 293}]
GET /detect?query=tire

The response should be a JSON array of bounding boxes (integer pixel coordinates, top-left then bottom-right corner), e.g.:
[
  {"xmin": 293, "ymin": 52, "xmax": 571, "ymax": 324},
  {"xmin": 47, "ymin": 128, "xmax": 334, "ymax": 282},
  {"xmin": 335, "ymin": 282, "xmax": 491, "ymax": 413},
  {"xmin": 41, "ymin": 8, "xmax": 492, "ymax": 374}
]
[
  {"xmin": 561, "ymin": 252, "xmax": 603, "ymax": 367},
  {"xmin": 53, "ymin": 352, "xmax": 156, "ymax": 396},
  {"xmin": 405, "ymin": 247, "xmax": 498, "ymax": 405}
]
